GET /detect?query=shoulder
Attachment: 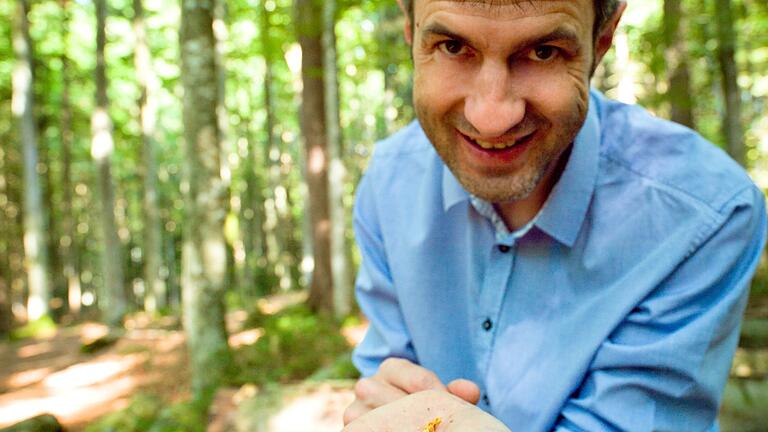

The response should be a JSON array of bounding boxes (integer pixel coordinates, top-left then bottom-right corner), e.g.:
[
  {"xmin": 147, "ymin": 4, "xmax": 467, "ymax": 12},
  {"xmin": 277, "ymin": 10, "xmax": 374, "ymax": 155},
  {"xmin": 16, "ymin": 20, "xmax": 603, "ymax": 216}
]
[
  {"xmin": 360, "ymin": 121, "xmax": 439, "ymax": 190},
  {"xmin": 594, "ymin": 93, "xmax": 758, "ymax": 217}
]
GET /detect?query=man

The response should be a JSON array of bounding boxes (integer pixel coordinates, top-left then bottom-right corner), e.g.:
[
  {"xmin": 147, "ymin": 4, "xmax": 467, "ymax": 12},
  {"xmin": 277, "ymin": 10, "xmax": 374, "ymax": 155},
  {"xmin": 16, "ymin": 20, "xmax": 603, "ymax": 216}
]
[{"xmin": 343, "ymin": 0, "xmax": 767, "ymax": 430}]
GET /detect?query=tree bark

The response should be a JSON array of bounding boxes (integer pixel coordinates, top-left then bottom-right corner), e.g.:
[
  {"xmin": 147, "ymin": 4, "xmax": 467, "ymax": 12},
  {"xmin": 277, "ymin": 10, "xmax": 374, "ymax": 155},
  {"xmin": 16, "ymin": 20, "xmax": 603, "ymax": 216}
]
[
  {"xmin": 323, "ymin": 0, "xmax": 352, "ymax": 318},
  {"xmin": 0, "ymin": 147, "xmax": 13, "ymax": 334},
  {"xmin": 296, "ymin": 0, "xmax": 334, "ymax": 314},
  {"xmin": 180, "ymin": 0, "xmax": 234, "ymax": 400},
  {"xmin": 92, "ymin": 0, "xmax": 126, "ymax": 327},
  {"xmin": 59, "ymin": 0, "xmax": 81, "ymax": 316},
  {"xmin": 663, "ymin": 0, "xmax": 695, "ymax": 128},
  {"xmin": 715, "ymin": 0, "xmax": 745, "ymax": 165},
  {"xmin": 13, "ymin": 0, "xmax": 52, "ymax": 322},
  {"xmin": 133, "ymin": 0, "xmax": 165, "ymax": 313}
]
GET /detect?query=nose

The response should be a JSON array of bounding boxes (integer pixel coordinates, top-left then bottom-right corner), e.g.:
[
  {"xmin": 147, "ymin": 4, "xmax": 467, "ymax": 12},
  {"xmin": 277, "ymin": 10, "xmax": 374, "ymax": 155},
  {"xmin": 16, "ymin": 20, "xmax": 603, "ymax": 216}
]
[{"xmin": 464, "ymin": 61, "xmax": 525, "ymax": 138}]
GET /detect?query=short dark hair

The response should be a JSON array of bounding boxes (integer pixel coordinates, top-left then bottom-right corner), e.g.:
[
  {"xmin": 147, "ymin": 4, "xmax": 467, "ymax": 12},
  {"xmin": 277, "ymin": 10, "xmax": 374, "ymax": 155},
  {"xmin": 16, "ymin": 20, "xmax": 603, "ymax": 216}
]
[{"xmin": 402, "ymin": 0, "xmax": 620, "ymax": 37}]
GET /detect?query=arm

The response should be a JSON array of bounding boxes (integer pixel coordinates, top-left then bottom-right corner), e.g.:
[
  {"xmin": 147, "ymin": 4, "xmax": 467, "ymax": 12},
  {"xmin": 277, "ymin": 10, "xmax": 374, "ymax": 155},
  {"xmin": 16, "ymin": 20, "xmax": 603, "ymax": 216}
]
[
  {"xmin": 555, "ymin": 187, "xmax": 767, "ymax": 431},
  {"xmin": 346, "ymin": 171, "xmax": 481, "ymax": 424},
  {"xmin": 351, "ymin": 172, "xmax": 416, "ymax": 376}
]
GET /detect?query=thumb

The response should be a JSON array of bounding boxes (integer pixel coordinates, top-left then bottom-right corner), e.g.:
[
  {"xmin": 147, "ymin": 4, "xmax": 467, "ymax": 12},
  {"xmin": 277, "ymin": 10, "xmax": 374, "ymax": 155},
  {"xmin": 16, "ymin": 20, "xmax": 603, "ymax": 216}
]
[{"xmin": 447, "ymin": 379, "xmax": 481, "ymax": 405}]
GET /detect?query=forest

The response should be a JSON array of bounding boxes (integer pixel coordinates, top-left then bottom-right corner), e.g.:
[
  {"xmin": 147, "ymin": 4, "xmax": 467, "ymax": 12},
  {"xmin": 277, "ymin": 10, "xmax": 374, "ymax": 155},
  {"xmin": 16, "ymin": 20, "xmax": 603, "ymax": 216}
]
[{"xmin": 1, "ymin": 0, "xmax": 767, "ymax": 430}]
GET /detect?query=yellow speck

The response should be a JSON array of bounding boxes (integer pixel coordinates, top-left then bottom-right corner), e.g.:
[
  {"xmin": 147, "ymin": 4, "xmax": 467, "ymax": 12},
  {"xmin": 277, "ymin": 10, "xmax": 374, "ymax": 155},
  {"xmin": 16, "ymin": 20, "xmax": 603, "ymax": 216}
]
[{"xmin": 423, "ymin": 417, "xmax": 442, "ymax": 432}]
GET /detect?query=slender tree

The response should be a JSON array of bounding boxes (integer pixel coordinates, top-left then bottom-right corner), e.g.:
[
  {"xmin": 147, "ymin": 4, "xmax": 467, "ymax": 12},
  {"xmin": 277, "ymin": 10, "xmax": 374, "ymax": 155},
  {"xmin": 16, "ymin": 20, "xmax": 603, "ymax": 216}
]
[
  {"xmin": 59, "ymin": 0, "xmax": 81, "ymax": 316},
  {"xmin": 663, "ymin": 0, "xmax": 695, "ymax": 128},
  {"xmin": 323, "ymin": 0, "xmax": 352, "ymax": 318},
  {"xmin": 296, "ymin": 0, "xmax": 334, "ymax": 313},
  {"xmin": 133, "ymin": 0, "xmax": 165, "ymax": 313},
  {"xmin": 92, "ymin": 0, "xmax": 126, "ymax": 327},
  {"xmin": 180, "ymin": 0, "xmax": 234, "ymax": 399},
  {"xmin": 0, "ymin": 146, "xmax": 13, "ymax": 334},
  {"xmin": 715, "ymin": 0, "xmax": 745, "ymax": 165},
  {"xmin": 13, "ymin": 0, "xmax": 51, "ymax": 321},
  {"xmin": 261, "ymin": 2, "xmax": 293, "ymax": 293}
]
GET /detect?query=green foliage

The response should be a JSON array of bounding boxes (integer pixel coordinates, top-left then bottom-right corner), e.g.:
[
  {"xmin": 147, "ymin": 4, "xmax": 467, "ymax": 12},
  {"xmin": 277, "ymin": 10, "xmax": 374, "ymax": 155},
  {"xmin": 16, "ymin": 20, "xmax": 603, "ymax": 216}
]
[
  {"xmin": 84, "ymin": 394, "xmax": 162, "ymax": 432},
  {"xmin": 739, "ymin": 318, "xmax": 768, "ymax": 349},
  {"xmin": 9, "ymin": 315, "xmax": 56, "ymax": 341},
  {"xmin": 146, "ymin": 399, "xmax": 207, "ymax": 432},
  {"xmin": 720, "ymin": 379, "xmax": 768, "ymax": 432},
  {"xmin": 84, "ymin": 394, "xmax": 207, "ymax": 432},
  {"xmin": 748, "ymin": 250, "xmax": 768, "ymax": 296},
  {"xmin": 235, "ymin": 304, "xmax": 352, "ymax": 385}
]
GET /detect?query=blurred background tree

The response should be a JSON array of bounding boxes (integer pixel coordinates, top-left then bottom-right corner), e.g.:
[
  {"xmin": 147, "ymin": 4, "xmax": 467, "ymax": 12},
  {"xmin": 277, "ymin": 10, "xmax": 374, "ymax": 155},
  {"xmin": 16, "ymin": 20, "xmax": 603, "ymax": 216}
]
[{"xmin": 0, "ymin": 0, "xmax": 767, "ymax": 430}]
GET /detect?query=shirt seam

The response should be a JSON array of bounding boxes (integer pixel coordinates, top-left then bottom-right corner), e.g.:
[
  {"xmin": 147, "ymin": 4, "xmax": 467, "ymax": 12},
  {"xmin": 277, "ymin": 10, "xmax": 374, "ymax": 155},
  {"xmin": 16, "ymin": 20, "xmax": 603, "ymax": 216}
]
[{"xmin": 598, "ymin": 152, "xmax": 752, "ymax": 218}]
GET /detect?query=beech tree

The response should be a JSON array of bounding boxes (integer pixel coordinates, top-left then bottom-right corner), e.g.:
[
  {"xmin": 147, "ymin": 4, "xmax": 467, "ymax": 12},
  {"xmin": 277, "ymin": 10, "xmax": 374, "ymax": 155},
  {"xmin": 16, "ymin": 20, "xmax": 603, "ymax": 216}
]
[
  {"xmin": 180, "ymin": 0, "xmax": 234, "ymax": 399},
  {"xmin": 13, "ymin": 0, "xmax": 51, "ymax": 321}
]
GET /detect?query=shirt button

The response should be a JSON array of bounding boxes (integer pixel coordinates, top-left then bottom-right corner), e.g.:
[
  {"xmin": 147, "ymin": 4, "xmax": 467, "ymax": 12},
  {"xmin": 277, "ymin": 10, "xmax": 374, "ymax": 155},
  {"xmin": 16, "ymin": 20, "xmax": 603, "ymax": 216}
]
[
  {"xmin": 497, "ymin": 244, "xmax": 511, "ymax": 253},
  {"xmin": 483, "ymin": 394, "xmax": 490, "ymax": 405},
  {"xmin": 482, "ymin": 318, "xmax": 493, "ymax": 331}
]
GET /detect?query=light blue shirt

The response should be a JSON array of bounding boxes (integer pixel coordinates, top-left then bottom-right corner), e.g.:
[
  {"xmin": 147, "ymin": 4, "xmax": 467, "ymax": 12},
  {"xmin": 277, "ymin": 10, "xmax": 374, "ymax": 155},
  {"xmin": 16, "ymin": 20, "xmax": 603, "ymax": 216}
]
[{"xmin": 351, "ymin": 91, "xmax": 767, "ymax": 431}]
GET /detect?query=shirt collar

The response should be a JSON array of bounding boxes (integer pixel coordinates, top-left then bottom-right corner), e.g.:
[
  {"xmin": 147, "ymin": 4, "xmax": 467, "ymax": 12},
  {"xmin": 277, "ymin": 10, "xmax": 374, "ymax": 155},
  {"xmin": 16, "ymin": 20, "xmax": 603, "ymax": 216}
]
[
  {"xmin": 441, "ymin": 91, "xmax": 602, "ymax": 247},
  {"xmin": 534, "ymin": 93, "xmax": 601, "ymax": 247}
]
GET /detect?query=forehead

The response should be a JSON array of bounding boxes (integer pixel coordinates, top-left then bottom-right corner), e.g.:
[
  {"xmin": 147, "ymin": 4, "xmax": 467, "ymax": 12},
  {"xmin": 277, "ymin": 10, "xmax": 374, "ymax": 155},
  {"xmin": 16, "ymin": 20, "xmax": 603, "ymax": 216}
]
[{"xmin": 414, "ymin": 0, "xmax": 594, "ymax": 22}]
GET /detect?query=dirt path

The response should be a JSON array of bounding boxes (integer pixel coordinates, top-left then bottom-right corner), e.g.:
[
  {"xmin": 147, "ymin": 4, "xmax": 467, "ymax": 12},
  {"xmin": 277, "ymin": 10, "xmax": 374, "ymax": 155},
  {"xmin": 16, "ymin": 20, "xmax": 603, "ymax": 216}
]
[{"xmin": 0, "ymin": 316, "xmax": 189, "ymax": 431}]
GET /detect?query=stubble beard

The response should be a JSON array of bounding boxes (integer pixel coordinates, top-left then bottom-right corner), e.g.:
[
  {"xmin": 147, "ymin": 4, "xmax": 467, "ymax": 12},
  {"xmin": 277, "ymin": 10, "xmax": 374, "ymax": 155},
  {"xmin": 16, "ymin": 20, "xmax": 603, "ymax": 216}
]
[{"xmin": 417, "ymin": 104, "xmax": 585, "ymax": 204}]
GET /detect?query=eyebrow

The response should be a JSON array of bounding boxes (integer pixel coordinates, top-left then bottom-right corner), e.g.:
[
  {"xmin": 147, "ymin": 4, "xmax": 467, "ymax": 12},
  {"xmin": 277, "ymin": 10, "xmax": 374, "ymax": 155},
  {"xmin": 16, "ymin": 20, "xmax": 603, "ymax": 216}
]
[{"xmin": 421, "ymin": 22, "xmax": 582, "ymax": 53}]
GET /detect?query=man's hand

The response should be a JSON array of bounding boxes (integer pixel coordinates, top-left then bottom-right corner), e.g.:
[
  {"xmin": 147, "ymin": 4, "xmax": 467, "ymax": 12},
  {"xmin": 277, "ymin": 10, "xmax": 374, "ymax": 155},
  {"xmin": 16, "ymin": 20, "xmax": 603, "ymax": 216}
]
[
  {"xmin": 342, "ymin": 358, "xmax": 481, "ymax": 425},
  {"xmin": 342, "ymin": 390, "xmax": 511, "ymax": 432}
]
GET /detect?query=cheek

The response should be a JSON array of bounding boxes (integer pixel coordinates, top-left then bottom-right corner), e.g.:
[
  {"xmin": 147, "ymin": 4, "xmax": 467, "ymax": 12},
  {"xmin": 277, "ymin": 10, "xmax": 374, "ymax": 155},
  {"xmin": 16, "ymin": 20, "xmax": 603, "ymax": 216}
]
[
  {"xmin": 516, "ymin": 64, "xmax": 590, "ymax": 120},
  {"xmin": 414, "ymin": 64, "xmax": 465, "ymax": 114}
]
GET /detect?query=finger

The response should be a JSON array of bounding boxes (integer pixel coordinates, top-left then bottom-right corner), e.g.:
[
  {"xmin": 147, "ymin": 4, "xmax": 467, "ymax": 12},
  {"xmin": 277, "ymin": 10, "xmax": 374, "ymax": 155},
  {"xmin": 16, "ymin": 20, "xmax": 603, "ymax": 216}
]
[
  {"xmin": 342, "ymin": 400, "xmax": 369, "ymax": 426},
  {"xmin": 377, "ymin": 357, "xmax": 447, "ymax": 394},
  {"xmin": 355, "ymin": 376, "xmax": 409, "ymax": 408},
  {"xmin": 447, "ymin": 379, "xmax": 481, "ymax": 404}
]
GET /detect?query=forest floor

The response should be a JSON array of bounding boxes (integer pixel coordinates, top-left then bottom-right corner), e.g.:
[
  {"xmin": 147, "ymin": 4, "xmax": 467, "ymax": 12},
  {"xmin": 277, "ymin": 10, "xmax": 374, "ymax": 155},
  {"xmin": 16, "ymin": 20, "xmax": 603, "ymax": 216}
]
[
  {"xmin": 0, "ymin": 314, "xmax": 190, "ymax": 431},
  {"xmin": 0, "ymin": 294, "xmax": 766, "ymax": 431}
]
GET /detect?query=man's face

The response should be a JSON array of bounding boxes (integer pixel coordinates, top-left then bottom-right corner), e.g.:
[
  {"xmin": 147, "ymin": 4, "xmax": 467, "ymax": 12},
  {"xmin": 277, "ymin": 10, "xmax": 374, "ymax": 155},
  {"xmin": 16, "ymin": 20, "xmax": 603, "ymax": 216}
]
[{"xmin": 411, "ymin": 0, "xmax": 601, "ymax": 203}]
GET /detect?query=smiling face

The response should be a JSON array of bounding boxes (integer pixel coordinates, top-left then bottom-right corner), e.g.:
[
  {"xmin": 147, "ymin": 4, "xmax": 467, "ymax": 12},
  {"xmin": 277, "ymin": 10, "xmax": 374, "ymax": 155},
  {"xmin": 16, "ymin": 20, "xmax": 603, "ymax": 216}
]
[{"xmin": 411, "ymin": 0, "xmax": 616, "ymax": 207}]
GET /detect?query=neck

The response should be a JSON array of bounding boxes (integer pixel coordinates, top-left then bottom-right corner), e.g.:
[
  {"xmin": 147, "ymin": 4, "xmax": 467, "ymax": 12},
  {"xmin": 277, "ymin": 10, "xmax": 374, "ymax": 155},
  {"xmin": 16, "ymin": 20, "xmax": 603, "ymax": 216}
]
[{"xmin": 495, "ymin": 145, "xmax": 572, "ymax": 231}]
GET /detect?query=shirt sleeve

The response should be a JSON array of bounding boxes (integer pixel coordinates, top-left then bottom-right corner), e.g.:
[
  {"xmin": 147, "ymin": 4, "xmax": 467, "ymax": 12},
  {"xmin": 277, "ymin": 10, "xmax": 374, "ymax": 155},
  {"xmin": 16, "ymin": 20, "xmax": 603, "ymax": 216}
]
[
  {"xmin": 554, "ymin": 186, "xmax": 767, "ymax": 432},
  {"xmin": 351, "ymin": 170, "xmax": 417, "ymax": 377}
]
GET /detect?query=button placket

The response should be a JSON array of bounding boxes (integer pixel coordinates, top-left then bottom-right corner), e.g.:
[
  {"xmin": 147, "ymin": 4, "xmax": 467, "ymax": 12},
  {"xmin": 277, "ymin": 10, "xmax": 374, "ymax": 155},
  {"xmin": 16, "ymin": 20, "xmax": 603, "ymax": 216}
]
[{"xmin": 475, "ymin": 241, "xmax": 516, "ymax": 381}]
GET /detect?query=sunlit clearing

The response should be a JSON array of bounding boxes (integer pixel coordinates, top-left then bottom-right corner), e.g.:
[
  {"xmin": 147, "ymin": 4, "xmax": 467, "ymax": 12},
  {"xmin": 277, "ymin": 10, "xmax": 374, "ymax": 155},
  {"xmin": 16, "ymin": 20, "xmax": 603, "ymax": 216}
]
[
  {"xmin": 18, "ymin": 341, "xmax": 53, "ymax": 359},
  {"xmin": 267, "ymin": 387, "xmax": 354, "ymax": 432},
  {"xmin": 229, "ymin": 328, "xmax": 264, "ymax": 348},
  {"xmin": 80, "ymin": 322, "xmax": 109, "ymax": 343},
  {"xmin": 6, "ymin": 367, "xmax": 52, "ymax": 389},
  {"xmin": 0, "ymin": 375, "xmax": 135, "ymax": 426},
  {"xmin": 44, "ymin": 357, "xmax": 141, "ymax": 390},
  {"xmin": 257, "ymin": 291, "xmax": 308, "ymax": 315}
]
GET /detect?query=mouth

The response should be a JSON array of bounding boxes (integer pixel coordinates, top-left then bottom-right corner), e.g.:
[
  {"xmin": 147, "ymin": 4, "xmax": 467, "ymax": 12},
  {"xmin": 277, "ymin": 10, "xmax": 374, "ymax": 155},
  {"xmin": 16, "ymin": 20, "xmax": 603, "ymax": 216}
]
[{"xmin": 460, "ymin": 131, "xmax": 536, "ymax": 151}]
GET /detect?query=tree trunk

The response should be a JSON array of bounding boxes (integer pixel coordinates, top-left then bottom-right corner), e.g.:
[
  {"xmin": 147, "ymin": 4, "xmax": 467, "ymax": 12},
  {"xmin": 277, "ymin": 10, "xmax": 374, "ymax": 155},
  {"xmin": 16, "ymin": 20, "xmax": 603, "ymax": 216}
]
[
  {"xmin": 133, "ymin": 0, "xmax": 165, "ymax": 313},
  {"xmin": 180, "ymin": 0, "xmax": 234, "ymax": 400},
  {"xmin": 92, "ymin": 0, "xmax": 126, "ymax": 327},
  {"xmin": 296, "ymin": 0, "xmax": 333, "ymax": 314},
  {"xmin": 13, "ymin": 0, "xmax": 51, "ymax": 322},
  {"xmin": 0, "ymin": 147, "xmax": 13, "ymax": 334},
  {"xmin": 715, "ymin": 0, "xmax": 745, "ymax": 166},
  {"xmin": 323, "ymin": 0, "xmax": 352, "ymax": 318},
  {"xmin": 663, "ymin": 0, "xmax": 695, "ymax": 128},
  {"xmin": 59, "ymin": 0, "xmax": 81, "ymax": 316},
  {"xmin": 260, "ymin": 3, "xmax": 292, "ymax": 293}
]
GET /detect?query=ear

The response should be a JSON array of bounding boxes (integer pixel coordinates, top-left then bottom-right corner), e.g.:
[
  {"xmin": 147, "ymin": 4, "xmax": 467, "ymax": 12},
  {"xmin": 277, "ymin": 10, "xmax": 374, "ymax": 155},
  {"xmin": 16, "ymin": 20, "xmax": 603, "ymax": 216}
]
[
  {"xmin": 396, "ymin": 0, "xmax": 413, "ymax": 45},
  {"xmin": 594, "ymin": 1, "xmax": 627, "ymax": 64}
]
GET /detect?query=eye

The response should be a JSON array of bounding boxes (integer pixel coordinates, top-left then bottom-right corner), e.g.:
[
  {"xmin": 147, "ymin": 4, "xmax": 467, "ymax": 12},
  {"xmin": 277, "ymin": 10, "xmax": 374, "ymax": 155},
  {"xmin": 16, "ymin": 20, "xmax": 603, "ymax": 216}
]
[
  {"xmin": 528, "ymin": 45, "xmax": 559, "ymax": 61},
  {"xmin": 438, "ymin": 40, "xmax": 468, "ymax": 56}
]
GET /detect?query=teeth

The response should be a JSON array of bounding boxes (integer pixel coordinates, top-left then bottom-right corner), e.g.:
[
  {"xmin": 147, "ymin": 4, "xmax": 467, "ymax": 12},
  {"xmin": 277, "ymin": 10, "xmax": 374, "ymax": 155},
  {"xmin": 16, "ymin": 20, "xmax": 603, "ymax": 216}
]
[{"xmin": 475, "ymin": 139, "xmax": 516, "ymax": 150}]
